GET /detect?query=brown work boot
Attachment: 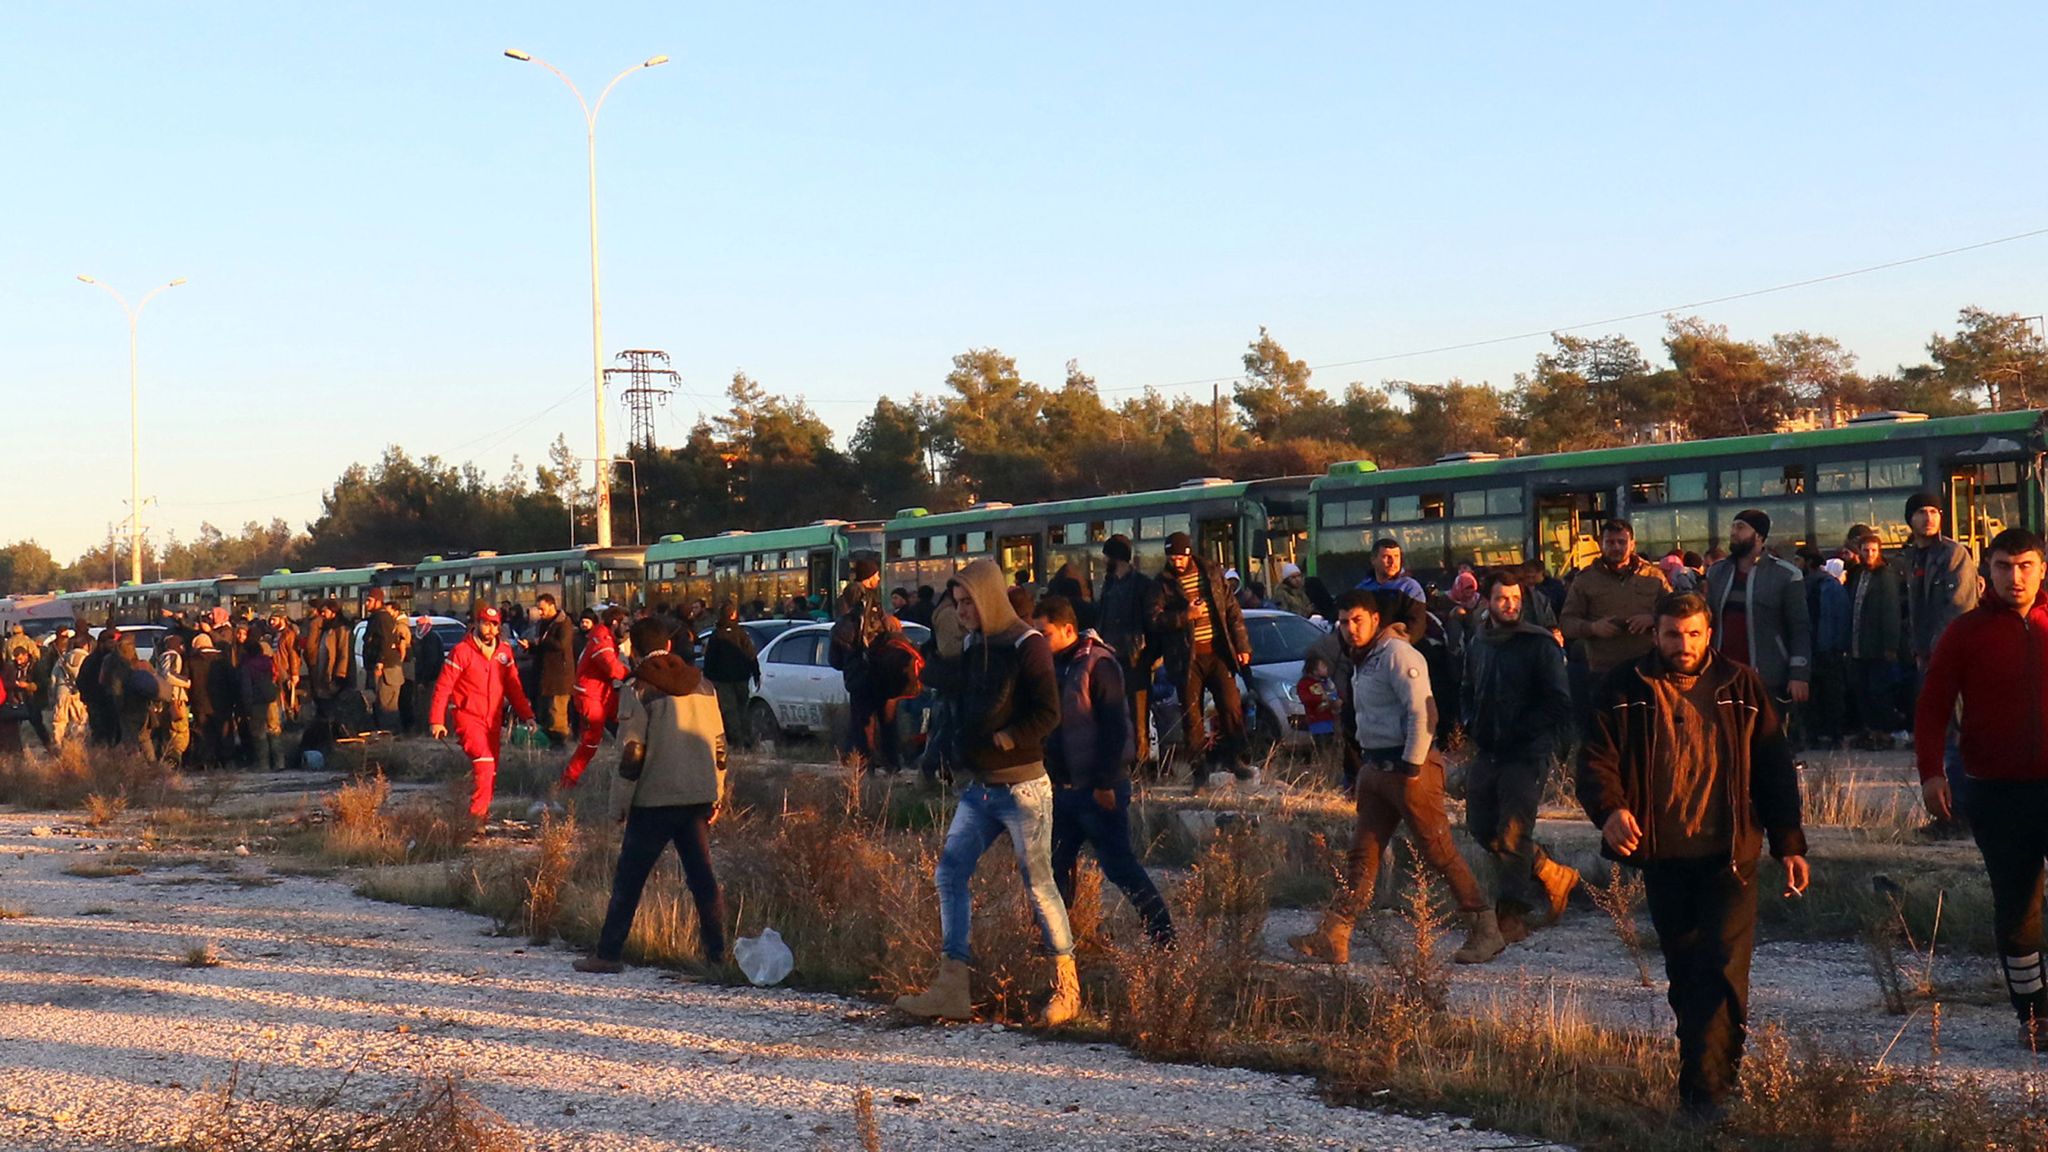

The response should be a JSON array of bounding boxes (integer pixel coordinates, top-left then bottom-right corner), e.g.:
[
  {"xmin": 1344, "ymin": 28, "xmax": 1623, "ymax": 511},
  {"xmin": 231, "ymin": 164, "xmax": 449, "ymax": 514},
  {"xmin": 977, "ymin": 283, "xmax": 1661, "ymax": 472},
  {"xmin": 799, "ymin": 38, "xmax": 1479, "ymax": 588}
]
[
  {"xmin": 1288, "ymin": 912, "xmax": 1353, "ymax": 966},
  {"xmin": 895, "ymin": 958, "xmax": 973, "ymax": 1022},
  {"xmin": 574, "ymin": 955, "xmax": 625, "ymax": 974},
  {"xmin": 1535, "ymin": 858, "xmax": 1581, "ymax": 926},
  {"xmin": 1453, "ymin": 909, "xmax": 1507, "ymax": 964},
  {"xmin": 1040, "ymin": 954, "xmax": 1081, "ymax": 1028}
]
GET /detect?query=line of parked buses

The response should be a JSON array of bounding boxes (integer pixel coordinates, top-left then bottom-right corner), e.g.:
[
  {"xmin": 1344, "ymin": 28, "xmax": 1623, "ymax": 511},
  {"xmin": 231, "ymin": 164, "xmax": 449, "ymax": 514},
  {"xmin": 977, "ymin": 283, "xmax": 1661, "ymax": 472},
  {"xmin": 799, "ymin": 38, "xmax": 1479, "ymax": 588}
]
[{"xmin": 6, "ymin": 409, "xmax": 2042, "ymax": 642}]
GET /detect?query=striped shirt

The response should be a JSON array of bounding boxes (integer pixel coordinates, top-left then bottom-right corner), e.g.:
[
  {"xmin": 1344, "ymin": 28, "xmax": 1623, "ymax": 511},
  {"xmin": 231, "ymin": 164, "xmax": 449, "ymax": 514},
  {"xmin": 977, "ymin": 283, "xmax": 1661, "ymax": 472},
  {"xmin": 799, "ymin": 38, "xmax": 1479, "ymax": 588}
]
[{"xmin": 1180, "ymin": 567, "xmax": 1214, "ymax": 650}]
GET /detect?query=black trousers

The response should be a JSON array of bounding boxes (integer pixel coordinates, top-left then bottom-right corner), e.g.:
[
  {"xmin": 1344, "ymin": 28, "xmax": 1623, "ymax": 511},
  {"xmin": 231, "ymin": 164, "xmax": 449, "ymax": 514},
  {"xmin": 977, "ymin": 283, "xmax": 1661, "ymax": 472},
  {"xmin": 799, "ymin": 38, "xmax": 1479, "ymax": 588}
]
[
  {"xmin": 1642, "ymin": 857, "xmax": 1758, "ymax": 1114},
  {"xmin": 1180, "ymin": 649, "xmax": 1245, "ymax": 768},
  {"xmin": 1464, "ymin": 750, "xmax": 1555, "ymax": 917},
  {"xmin": 1964, "ymin": 780, "xmax": 2048, "ymax": 1023},
  {"xmin": 597, "ymin": 803, "xmax": 726, "ymax": 965}
]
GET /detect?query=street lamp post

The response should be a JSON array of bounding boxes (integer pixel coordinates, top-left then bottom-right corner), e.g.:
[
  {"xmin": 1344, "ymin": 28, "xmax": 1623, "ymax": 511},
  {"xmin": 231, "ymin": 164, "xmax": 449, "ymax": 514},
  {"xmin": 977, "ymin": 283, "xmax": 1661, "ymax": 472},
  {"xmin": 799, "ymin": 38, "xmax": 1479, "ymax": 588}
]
[
  {"xmin": 504, "ymin": 48, "xmax": 669, "ymax": 550},
  {"xmin": 77, "ymin": 274, "xmax": 186, "ymax": 585}
]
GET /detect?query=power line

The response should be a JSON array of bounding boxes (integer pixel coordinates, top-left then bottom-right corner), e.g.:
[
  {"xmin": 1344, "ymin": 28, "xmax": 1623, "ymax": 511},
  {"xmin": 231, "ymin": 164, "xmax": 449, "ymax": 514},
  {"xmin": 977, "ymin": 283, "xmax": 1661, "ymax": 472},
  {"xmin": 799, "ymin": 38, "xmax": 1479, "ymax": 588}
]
[{"xmin": 1091, "ymin": 223, "xmax": 2048, "ymax": 392}]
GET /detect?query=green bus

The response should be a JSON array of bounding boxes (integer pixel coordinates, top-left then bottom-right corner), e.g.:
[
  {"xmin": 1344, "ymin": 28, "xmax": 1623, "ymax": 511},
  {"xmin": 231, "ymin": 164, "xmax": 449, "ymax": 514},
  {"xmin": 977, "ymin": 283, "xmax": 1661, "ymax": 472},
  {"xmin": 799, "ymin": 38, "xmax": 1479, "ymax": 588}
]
[
  {"xmin": 258, "ymin": 564, "xmax": 416, "ymax": 622},
  {"xmin": 411, "ymin": 547, "xmax": 644, "ymax": 620},
  {"xmin": 1309, "ymin": 410, "xmax": 2047, "ymax": 589},
  {"xmin": 882, "ymin": 476, "xmax": 1315, "ymax": 595},
  {"xmin": 52, "ymin": 575, "xmax": 259, "ymax": 627},
  {"xmin": 642, "ymin": 521, "xmax": 883, "ymax": 616}
]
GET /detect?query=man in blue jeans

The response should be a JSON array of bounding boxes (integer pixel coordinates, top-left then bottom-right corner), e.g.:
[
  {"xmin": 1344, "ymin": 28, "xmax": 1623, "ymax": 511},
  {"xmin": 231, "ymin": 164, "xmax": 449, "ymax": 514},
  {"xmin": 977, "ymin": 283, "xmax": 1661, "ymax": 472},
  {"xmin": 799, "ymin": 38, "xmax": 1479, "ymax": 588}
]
[
  {"xmin": 1033, "ymin": 595, "xmax": 1175, "ymax": 947},
  {"xmin": 896, "ymin": 557, "xmax": 1077, "ymax": 1026}
]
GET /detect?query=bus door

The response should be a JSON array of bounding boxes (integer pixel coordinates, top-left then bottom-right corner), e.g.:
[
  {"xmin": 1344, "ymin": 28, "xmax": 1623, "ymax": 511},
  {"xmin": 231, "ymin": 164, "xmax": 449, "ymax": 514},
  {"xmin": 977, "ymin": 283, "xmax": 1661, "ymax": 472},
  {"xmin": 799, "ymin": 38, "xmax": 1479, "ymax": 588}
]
[
  {"xmin": 1244, "ymin": 503, "xmax": 1307, "ymax": 588},
  {"xmin": 998, "ymin": 534, "xmax": 1039, "ymax": 586},
  {"xmin": 1196, "ymin": 516, "xmax": 1236, "ymax": 574},
  {"xmin": 1947, "ymin": 460, "xmax": 2028, "ymax": 558},
  {"xmin": 1534, "ymin": 489, "xmax": 1613, "ymax": 576},
  {"xmin": 807, "ymin": 549, "xmax": 836, "ymax": 603}
]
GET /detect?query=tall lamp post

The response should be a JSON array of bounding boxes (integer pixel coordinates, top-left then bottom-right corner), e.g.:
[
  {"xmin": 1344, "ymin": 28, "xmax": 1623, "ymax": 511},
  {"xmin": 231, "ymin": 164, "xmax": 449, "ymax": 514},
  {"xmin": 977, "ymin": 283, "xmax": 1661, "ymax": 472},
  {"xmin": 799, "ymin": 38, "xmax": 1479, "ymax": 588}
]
[
  {"xmin": 504, "ymin": 48, "xmax": 669, "ymax": 550},
  {"xmin": 77, "ymin": 274, "xmax": 185, "ymax": 584}
]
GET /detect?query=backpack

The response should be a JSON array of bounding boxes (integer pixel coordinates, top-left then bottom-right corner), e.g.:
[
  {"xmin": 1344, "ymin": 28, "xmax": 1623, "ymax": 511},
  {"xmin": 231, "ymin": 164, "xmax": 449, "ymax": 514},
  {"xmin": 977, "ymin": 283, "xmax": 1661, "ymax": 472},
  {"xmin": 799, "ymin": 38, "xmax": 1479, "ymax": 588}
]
[
  {"xmin": 870, "ymin": 632, "xmax": 925, "ymax": 701},
  {"xmin": 126, "ymin": 664, "xmax": 162, "ymax": 702}
]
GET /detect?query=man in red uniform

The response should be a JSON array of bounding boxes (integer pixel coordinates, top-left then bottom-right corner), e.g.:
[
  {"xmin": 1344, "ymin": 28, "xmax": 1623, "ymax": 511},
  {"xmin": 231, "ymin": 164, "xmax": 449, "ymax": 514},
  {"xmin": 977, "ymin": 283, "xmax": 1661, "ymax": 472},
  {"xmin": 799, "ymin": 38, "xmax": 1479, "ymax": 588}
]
[
  {"xmin": 559, "ymin": 606, "xmax": 630, "ymax": 789},
  {"xmin": 430, "ymin": 605, "xmax": 536, "ymax": 822},
  {"xmin": 1917, "ymin": 526, "xmax": 2048, "ymax": 1047}
]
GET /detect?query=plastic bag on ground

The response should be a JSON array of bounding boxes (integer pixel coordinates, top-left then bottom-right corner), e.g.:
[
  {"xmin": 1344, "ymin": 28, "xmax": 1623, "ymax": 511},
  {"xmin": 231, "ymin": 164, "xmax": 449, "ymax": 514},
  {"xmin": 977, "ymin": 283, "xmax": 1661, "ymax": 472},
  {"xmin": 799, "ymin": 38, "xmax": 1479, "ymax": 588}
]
[{"xmin": 734, "ymin": 927, "xmax": 794, "ymax": 987}]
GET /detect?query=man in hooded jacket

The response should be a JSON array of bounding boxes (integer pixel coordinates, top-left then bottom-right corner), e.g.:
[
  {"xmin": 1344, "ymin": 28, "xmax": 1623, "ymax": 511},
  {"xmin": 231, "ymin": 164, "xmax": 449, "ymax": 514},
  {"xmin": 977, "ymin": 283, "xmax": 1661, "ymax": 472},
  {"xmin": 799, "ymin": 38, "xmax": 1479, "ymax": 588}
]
[{"xmin": 896, "ymin": 557, "xmax": 1079, "ymax": 1028}]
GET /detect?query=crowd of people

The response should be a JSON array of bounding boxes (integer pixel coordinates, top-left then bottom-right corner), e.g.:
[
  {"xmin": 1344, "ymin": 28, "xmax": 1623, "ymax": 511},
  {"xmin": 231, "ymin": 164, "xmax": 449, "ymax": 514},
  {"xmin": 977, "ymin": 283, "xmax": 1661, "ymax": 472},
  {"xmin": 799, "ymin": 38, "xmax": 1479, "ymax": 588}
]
[{"xmin": 9, "ymin": 484, "xmax": 2048, "ymax": 1125}]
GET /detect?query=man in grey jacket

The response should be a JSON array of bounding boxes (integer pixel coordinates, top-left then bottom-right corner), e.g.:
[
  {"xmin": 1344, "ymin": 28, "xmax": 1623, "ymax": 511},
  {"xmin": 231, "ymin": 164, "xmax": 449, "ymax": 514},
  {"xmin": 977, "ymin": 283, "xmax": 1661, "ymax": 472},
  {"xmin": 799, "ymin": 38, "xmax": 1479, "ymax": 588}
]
[
  {"xmin": 1705, "ymin": 509, "xmax": 1811, "ymax": 710},
  {"xmin": 1901, "ymin": 490, "xmax": 1979, "ymax": 834},
  {"xmin": 1290, "ymin": 589, "xmax": 1503, "ymax": 968}
]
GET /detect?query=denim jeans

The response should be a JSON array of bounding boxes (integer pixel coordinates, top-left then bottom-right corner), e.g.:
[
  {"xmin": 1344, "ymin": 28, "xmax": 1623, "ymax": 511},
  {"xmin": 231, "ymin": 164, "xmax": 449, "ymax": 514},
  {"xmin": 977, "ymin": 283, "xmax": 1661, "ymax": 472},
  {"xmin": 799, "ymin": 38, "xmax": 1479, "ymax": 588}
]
[
  {"xmin": 597, "ymin": 803, "xmax": 726, "ymax": 964},
  {"xmin": 936, "ymin": 776, "xmax": 1074, "ymax": 963},
  {"xmin": 1051, "ymin": 781, "xmax": 1174, "ymax": 945}
]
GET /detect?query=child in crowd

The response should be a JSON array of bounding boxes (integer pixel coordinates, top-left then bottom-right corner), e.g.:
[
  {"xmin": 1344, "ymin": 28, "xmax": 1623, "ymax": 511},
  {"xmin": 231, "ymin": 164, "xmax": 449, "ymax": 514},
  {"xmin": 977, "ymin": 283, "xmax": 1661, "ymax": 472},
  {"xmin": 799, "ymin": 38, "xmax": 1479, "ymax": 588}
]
[{"xmin": 1297, "ymin": 655, "xmax": 1338, "ymax": 750}]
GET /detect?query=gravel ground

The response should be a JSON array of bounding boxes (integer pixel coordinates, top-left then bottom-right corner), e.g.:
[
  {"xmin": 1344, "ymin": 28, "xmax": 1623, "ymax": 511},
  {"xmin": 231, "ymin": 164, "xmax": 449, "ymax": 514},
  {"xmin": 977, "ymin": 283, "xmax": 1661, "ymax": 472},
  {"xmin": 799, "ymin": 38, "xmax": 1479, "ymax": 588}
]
[{"xmin": 0, "ymin": 812, "xmax": 1565, "ymax": 1152}]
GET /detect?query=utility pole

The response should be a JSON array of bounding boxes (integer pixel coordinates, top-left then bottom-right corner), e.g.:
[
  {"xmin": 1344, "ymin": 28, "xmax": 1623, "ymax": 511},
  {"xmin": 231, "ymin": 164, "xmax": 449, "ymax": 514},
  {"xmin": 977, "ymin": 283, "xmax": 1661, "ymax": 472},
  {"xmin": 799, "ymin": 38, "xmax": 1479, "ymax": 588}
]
[{"xmin": 1211, "ymin": 382, "xmax": 1221, "ymax": 456}]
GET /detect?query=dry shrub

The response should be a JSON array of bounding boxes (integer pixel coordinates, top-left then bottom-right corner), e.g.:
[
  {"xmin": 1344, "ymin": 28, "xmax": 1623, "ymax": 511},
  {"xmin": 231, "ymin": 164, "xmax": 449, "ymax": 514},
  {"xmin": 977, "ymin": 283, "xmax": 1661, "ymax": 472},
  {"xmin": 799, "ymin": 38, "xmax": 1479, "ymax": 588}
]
[
  {"xmin": 182, "ymin": 940, "xmax": 222, "ymax": 968},
  {"xmin": 320, "ymin": 772, "xmax": 464, "ymax": 866},
  {"xmin": 1588, "ymin": 862, "xmax": 1654, "ymax": 989},
  {"xmin": 522, "ymin": 811, "xmax": 577, "ymax": 944},
  {"xmin": 1104, "ymin": 825, "xmax": 1276, "ymax": 1061},
  {"xmin": 0, "ymin": 742, "xmax": 177, "ymax": 812},
  {"xmin": 0, "ymin": 904, "xmax": 25, "ymax": 919},
  {"xmin": 65, "ymin": 860, "xmax": 143, "ymax": 878},
  {"xmin": 165, "ymin": 1062, "xmax": 521, "ymax": 1152},
  {"xmin": 85, "ymin": 790, "xmax": 130, "ymax": 827}
]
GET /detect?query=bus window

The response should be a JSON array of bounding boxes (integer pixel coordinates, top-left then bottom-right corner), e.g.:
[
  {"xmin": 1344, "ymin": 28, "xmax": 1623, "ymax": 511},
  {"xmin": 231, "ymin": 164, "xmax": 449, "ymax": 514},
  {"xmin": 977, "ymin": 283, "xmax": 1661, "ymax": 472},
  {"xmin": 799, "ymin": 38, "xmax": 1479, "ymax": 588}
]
[{"xmin": 998, "ymin": 535, "xmax": 1038, "ymax": 584}]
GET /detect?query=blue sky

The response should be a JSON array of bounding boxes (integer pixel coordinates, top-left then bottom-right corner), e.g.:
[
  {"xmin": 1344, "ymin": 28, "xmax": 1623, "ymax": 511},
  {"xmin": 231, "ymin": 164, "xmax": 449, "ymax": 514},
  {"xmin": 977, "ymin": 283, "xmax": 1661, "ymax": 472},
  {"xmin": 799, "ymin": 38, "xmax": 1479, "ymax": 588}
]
[{"xmin": 5, "ymin": 2, "xmax": 2046, "ymax": 560}]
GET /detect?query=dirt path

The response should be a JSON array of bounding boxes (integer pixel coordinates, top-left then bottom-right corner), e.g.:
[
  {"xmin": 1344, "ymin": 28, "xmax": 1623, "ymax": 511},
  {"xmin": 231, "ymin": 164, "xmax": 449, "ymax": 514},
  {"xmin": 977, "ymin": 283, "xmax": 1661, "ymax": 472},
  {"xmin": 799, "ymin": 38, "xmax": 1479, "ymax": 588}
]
[{"xmin": 0, "ymin": 811, "xmax": 1563, "ymax": 1152}]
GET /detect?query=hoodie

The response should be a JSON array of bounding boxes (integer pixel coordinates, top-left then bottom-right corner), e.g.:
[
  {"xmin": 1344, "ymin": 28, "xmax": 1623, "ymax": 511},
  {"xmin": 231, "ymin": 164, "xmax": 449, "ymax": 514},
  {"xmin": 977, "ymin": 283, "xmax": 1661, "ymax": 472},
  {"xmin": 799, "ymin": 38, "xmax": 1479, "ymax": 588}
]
[
  {"xmin": 613, "ymin": 651, "xmax": 726, "ymax": 817},
  {"xmin": 941, "ymin": 557, "xmax": 1060, "ymax": 784},
  {"xmin": 1915, "ymin": 585, "xmax": 2048, "ymax": 785}
]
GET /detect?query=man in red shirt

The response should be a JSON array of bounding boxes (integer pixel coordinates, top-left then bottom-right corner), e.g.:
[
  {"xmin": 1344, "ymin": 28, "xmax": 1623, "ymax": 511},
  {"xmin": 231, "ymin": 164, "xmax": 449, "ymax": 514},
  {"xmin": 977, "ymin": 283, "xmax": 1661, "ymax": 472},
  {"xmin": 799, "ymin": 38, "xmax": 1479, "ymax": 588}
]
[
  {"xmin": 430, "ymin": 605, "xmax": 537, "ymax": 824},
  {"xmin": 1917, "ymin": 526, "xmax": 2048, "ymax": 1046}
]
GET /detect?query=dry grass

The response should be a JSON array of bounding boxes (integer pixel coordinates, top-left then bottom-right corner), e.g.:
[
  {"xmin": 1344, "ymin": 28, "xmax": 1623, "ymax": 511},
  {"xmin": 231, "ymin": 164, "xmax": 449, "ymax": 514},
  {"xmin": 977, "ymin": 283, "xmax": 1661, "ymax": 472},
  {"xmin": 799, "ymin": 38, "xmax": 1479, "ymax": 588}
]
[
  {"xmin": 0, "ymin": 904, "xmax": 25, "ymax": 920},
  {"xmin": 1804, "ymin": 761, "xmax": 1919, "ymax": 841},
  {"xmin": 163, "ymin": 1061, "xmax": 521, "ymax": 1152},
  {"xmin": 318, "ymin": 771, "xmax": 466, "ymax": 867},
  {"xmin": 264, "ymin": 753, "xmax": 2048, "ymax": 1152},
  {"xmin": 84, "ymin": 790, "xmax": 130, "ymax": 827},
  {"xmin": 181, "ymin": 940, "xmax": 222, "ymax": 968},
  {"xmin": 0, "ymin": 742, "xmax": 179, "ymax": 812},
  {"xmin": 65, "ymin": 860, "xmax": 143, "ymax": 878}
]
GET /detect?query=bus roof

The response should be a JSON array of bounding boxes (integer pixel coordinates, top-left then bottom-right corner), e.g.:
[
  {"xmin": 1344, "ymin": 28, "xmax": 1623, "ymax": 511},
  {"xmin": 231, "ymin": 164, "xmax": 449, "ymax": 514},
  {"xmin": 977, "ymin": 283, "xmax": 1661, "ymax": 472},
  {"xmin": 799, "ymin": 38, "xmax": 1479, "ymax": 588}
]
[
  {"xmin": 644, "ymin": 522, "xmax": 878, "ymax": 563},
  {"xmin": 258, "ymin": 564, "xmax": 399, "ymax": 591},
  {"xmin": 882, "ymin": 477, "xmax": 1315, "ymax": 533},
  {"xmin": 1312, "ymin": 410, "xmax": 2046, "ymax": 493},
  {"xmin": 414, "ymin": 546, "xmax": 644, "ymax": 575}
]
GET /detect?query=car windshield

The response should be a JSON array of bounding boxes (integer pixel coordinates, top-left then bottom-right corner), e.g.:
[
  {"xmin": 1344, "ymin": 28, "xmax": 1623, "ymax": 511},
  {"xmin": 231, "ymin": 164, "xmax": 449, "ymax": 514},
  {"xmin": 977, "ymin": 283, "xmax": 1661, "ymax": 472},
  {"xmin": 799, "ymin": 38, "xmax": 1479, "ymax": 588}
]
[{"xmin": 1245, "ymin": 614, "xmax": 1322, "ymax": 665}]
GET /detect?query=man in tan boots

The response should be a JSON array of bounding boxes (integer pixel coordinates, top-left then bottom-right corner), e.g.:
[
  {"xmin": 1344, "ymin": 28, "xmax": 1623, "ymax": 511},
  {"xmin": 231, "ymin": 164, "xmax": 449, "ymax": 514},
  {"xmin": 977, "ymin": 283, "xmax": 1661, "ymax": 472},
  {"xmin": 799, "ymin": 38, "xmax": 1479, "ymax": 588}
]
[
  {"xmin": 1462, "ymin": 571, "xmax": 1580, "ymax": 944},
  {"xmin": 1291, "ymin": 589, "xmax": 1505, "ymax": 966},
  {"xmin": 896, "ymin": 557, "xmax": 1079, "ymax": 1026}
]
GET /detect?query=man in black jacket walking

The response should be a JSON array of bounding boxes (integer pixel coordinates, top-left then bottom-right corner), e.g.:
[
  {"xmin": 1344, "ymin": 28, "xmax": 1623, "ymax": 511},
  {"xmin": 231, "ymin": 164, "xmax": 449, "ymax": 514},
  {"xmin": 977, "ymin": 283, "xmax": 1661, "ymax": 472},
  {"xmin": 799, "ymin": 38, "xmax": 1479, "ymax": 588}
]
[
  {"xmin": 1463, "ymin": 572, "xmax": 1578, "ymax": 945},
  {"xmin": 1578, "ymin": 591, "xmax": 1811, "ymax": 1122},
  {"xmin": 1147, "ymin": 531, "xmax": 1252, "ymax": 785},
  {"xmin": 531, "ymin": 593, "xmax": 576, "ymax": 748}
]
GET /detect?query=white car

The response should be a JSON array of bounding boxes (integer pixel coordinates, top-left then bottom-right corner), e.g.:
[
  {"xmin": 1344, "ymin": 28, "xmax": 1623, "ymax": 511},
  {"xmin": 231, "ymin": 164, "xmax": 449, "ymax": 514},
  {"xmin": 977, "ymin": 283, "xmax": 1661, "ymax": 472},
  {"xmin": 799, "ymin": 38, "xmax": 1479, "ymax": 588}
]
[
  {"xmin": 88, "ymin": 624, "xmax": 168, "ymax": 664},
  {"xmin": 751, "ymin": 621, "xmax": 931, "ymax": 739},
  {"xmin": 1149, "ymin": 609, "xmax": 1329, "ymax": 752}
]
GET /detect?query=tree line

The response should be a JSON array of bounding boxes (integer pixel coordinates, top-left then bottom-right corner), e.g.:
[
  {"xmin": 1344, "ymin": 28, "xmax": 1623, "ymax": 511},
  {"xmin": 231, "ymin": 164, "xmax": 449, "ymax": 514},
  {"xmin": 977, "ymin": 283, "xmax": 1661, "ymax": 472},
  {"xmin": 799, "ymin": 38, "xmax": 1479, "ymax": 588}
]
[{"xmin": 5, "ymin": 306, "xmax": 2042, "ymax": 596}]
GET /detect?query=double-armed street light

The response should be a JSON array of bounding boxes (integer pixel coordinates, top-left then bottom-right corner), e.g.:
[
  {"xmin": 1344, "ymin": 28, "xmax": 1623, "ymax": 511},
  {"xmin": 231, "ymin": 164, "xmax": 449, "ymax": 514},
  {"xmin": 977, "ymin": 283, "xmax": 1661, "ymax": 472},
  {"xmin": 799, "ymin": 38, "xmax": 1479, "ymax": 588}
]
[
  {"xmin": 503, "ymin": 49, "xmax": 669, "ymax": 550},
  {"xmin": 77, "ymin": 274, "xmax": 186, "ymax": 585}
]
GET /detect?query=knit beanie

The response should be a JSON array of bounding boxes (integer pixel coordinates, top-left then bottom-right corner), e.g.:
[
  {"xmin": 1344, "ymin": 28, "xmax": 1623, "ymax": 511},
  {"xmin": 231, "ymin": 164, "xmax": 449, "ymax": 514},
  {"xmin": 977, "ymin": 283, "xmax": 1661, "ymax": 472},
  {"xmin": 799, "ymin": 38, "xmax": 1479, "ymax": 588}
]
[
  {"xmin": 953, "ymin": 557, "xmax": 1022, "ymax": 638},
  {"xmin": 1905, "ymin": 492, "xmax": 1941, "ymax": 519},
  {"xmin": 1102, "ymin": 535, "xmax": 1133, "ymax": 564},
  {"xmin": 1734, "ymin": 508, "xmax": 1772, "ymax": 538},
  {"xmin": 1164, "ymin": 531, "xmax": 1194, "ymax": 557}
]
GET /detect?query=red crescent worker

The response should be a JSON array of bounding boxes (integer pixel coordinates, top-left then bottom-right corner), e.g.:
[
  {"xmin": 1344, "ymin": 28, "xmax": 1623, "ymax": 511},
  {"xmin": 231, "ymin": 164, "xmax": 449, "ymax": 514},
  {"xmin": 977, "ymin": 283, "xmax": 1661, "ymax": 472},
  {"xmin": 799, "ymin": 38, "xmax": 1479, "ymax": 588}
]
[
  {"xmin": 430, "ymin": 604, "xmax": 537, "ymax": 821},
  {"xmin": 559, "ymin": 606, "xmax": 631, "ymax": 788}
]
